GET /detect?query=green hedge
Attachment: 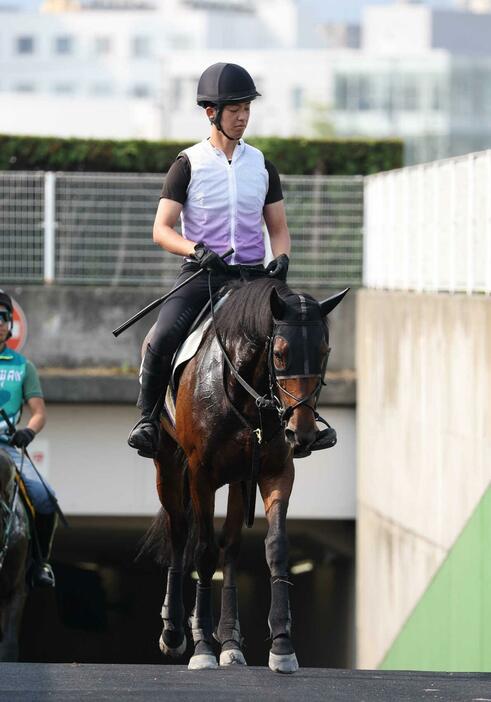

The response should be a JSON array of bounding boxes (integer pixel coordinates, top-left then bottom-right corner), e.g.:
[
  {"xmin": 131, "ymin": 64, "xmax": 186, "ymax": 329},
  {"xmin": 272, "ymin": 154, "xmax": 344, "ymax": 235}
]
[{"xmin": 0, "ymin": 134, "xmax": 402, "ymax": 175}]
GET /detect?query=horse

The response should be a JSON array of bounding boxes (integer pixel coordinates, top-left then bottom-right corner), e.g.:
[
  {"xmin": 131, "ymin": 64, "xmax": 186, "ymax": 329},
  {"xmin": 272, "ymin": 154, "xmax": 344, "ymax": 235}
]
[
  {"xmin": 0, "ymin": 448, "xmax": 30, "ymax": 661},
  {"xmin": 142, "ymin": 275, "xmax": 348, "ymax": 673}
]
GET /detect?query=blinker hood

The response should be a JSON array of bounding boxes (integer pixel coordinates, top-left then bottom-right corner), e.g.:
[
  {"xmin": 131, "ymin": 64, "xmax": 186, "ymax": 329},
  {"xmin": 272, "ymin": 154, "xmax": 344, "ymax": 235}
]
[{"xmin": 272, "ymin": 322, "xmax": 329, "ymax": 378}]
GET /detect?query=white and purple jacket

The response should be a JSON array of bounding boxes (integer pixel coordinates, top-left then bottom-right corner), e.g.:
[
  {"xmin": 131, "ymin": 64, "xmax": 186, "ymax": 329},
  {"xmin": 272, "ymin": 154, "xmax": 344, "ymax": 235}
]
[{"xmin": 180, "ymin": 139, "xmax": 269, "ymax": 265}]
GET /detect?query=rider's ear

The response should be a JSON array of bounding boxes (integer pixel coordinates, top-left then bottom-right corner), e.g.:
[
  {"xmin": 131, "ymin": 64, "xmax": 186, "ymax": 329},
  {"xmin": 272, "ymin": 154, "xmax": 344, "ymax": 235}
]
[
  {"xmin": 319, "ymin": 288, "xmax": 350, "ymax": 317},
  {"xmin": 270, "ymin": 287, "xmax": 286, "ymax": 320}
]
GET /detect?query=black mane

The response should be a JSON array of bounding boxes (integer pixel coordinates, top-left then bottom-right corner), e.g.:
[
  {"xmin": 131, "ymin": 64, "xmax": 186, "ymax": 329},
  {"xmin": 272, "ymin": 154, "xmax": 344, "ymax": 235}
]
[{"xmin": 211, "ymin": 277, "xmax": 291, "ymax": 347}]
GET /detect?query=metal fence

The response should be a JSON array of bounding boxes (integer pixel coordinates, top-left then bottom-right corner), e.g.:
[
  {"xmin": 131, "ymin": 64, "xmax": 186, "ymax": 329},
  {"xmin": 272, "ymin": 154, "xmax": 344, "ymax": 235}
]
[
  {"xmin": 364, "ymin": 149, "xmax": 491, "ymax": 294},
  {"xmin": 0, "ymin": 171, "xmax": 364, "ymax": 289}
]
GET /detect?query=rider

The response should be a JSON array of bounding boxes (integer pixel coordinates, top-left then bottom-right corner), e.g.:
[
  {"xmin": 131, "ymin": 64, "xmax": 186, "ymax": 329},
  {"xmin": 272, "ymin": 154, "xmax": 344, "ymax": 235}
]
[
  {"xmin": 128, "ymin": 62, "xmax": 292, "ymax": 457},
  {"xmin": 0, "ymin": 289, "xmax": 57, "ymax": 588}
]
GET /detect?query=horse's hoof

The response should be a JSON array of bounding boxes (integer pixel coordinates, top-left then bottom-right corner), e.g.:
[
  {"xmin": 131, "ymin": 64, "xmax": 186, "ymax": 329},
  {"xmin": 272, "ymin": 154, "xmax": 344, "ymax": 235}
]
[
  {"xmin": 219, "ymin": 649, "xmax": 247, "ymax": 666},
  {"xmin": 188, "ymin": 653, "xmax": 218, "ymax": 670},
  {"xmin": 159, "ymin": 634, "xmax": 187, "ymax": 658},
  {"xmin": 268, "ymin": 651, "xmax": 299, "ymax": 674}
]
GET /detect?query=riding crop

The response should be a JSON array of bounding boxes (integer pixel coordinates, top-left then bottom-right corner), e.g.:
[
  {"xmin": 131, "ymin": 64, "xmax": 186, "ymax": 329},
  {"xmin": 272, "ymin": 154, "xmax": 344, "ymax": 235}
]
[{"xmin": 112, "ymin": 247, "xmax": 234, "ymax": 337}]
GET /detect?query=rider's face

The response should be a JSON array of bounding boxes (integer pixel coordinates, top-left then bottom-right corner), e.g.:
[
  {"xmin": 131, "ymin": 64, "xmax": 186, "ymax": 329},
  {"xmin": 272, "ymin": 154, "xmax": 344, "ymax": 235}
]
[
  {"xmin": 218, "ymin": 102, "xmax": 251, "ymax": 138},
  {"xmin": 0, "ymin": 306, "xmax": 10, "ymax": 345}
]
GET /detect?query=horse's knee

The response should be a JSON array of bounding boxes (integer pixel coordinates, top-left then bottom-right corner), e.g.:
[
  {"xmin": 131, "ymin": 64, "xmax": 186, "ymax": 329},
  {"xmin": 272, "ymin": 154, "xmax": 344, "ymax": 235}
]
[
  {"xmin": 195, "ymin": 539, "xmax": 219, "ymax": 583},
  {"xmin": 264, "ymin": 501, "xmax": 289, "ymax": 576}
]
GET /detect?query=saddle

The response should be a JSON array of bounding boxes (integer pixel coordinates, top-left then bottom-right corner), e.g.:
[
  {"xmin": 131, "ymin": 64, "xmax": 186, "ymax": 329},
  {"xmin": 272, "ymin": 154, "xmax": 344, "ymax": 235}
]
[{"xmin": 163, "ymin": 292, "xmax": 230, "ymax": 426}]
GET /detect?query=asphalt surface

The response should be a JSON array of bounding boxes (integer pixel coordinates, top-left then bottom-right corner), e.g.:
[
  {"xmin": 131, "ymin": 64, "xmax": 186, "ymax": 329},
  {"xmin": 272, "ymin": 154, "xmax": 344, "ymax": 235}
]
[{"xmin": 0, "ymin": 664, "xmax": 490, "ymax": 702}]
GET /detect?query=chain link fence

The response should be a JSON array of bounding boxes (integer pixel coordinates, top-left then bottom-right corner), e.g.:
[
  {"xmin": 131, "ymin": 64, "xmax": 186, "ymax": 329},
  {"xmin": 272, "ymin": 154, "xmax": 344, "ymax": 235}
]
[{"xmin": 0, "ymin": 171, "xmax": 363, "ymax": 289}]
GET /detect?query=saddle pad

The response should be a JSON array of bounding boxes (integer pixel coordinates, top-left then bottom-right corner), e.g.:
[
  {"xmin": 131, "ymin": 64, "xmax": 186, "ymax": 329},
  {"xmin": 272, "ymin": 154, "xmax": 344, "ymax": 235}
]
[{"xmin": 163, "ymin": 292, "xmax": 229, "ymax": 426}]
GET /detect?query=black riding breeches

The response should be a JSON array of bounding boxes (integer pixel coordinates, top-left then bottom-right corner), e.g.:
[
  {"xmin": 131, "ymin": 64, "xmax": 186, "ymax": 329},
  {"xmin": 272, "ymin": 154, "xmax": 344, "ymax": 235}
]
[{"xmin": 149, "ymin": 261, "xmax": 265, "ymax": 359}]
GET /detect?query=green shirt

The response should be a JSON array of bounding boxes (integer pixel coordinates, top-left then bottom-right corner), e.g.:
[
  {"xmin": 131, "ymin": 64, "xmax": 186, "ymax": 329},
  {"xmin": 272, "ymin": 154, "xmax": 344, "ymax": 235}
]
[{"xmin": 0, "ymin": 347, "xmax": 43, "ymax": 442}]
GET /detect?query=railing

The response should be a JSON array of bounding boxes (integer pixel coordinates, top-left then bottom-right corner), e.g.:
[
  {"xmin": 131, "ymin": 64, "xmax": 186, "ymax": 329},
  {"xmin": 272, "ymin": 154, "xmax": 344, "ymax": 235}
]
[
  {"xmin": 0, "ymin": 171, "xmax": 364, "ymax": 289},
  {"xmin": 364, "ymin": 150, "xmax": 491, "ymax": 294}
]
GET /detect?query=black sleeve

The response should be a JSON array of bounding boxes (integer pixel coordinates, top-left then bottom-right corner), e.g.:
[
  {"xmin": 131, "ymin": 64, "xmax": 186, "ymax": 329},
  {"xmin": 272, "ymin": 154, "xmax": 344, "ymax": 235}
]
[
  {"xmin": 264, "ymin": 159, "xmax": 283, "ymax": 205},
  {"xmin": 160, "ymin": 154, "xmax": 191, "ymax": 204}
]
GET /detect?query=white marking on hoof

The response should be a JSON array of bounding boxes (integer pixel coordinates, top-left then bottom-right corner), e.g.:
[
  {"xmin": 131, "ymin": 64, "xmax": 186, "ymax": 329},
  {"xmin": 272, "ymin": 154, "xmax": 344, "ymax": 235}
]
[
  {"xmin": 188, "ymin": 653, "xmax": 218, "ymax": 670},
  {"xmin": 268, "ymin": 651, "xmax": 299, "ymax": 674},
  {"xmin": 159, "ymin": 634, "xmax": 187, "ymax": 658},
  {"xmin": 219, "ymin": 649, "xmax": 247, "ymax": 666}
]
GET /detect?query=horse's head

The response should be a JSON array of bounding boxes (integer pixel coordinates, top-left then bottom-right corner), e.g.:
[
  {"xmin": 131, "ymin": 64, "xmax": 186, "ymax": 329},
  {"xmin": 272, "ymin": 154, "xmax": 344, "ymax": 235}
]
[{"xmin": 269, "ymin": 286, "xmax": 349, "ymax": 457}]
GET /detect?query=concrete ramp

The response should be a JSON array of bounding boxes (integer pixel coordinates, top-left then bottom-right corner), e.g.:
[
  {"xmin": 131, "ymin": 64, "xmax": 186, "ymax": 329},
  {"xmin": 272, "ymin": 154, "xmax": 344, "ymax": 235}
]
[{"xmin": 1, "ymin": 664, "xmax": 489, "ymax": 701}]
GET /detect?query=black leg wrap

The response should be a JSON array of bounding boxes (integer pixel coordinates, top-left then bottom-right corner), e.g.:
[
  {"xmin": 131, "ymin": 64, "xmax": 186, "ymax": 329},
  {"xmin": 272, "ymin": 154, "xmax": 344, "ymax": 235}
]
[
  {"xmin": 269, "ymin": 577, "xmax": 293, "ymax": 643},
  {"xmin": 191, "ymin": 582, "xmax": 214, "ymax": 646},
  {"xmin": 216, "ymin": 586, "xmax": 241, "ymax": 651},
  {"xmin": 161, "ymin": 568, "xmax": 184, "ymax": 646}
]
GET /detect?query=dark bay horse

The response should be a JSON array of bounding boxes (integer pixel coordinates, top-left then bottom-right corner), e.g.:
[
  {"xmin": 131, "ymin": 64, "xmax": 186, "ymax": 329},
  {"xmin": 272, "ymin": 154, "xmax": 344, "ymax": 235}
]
[
  {"xmin": 144, "ymin": 276, "xmax": 348, "ymax": 673},
  {"xmin": 0, "ymin": 448, "xmax": 30, "ymax": 661}
]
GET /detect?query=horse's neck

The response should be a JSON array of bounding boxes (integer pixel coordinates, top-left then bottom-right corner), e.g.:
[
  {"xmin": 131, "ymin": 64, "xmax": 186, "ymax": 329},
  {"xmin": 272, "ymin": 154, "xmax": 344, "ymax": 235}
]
[{"xmin": 0, "ymin": 458, "xmax": 14, "ymax": 499}]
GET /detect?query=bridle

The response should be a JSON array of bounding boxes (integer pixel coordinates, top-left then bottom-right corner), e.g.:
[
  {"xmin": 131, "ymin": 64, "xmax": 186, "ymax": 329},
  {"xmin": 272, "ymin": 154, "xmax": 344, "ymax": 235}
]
[
  {"xmin": 0, "ymin": 448, "xmax": 23, "ymax": 573},
  {"xmin": 209, "ymin": 275, "xmax": 330, "ymax": 438},
  {"xmin": 267, "ymin": 319, "xmax": 330, "ymax": 427}
]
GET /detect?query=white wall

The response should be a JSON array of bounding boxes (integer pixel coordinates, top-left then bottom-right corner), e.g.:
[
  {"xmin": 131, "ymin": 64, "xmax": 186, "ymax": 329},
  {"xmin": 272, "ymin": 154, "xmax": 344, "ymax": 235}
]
[{"xmin": 33, "ymin": 404, "xmax": 356, "ymax": 518}]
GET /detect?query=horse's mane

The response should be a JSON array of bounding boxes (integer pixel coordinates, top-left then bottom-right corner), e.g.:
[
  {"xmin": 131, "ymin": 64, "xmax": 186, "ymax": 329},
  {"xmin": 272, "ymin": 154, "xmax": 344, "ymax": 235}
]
[{"xmin": 211, "ymin": 277, "xmax": 291, "ymax": 348}]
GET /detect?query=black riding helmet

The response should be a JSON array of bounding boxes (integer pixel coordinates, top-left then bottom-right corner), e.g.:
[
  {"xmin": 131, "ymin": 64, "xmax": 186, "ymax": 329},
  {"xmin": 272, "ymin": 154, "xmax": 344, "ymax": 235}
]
[
  {"xmin": 197, "ymin": 63, "xmax": 260, "ymax": 140},
  {"xmin": 0, "ymin": 289, "xmax": 13, "ymax": 340},
  {"xmin": 0, "ymin": 290, "xmax": 13, "ymax": 313}
]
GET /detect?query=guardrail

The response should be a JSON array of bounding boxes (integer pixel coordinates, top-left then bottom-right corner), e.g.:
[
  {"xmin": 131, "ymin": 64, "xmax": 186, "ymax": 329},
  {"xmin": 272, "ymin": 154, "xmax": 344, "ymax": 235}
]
[
  {"xmin": 364, "ymin": 150, "xmax": 491, "ymax": 294},
  {"xmin": 0, "ymin": 171, "xmax": 364, "ymax": 290}
]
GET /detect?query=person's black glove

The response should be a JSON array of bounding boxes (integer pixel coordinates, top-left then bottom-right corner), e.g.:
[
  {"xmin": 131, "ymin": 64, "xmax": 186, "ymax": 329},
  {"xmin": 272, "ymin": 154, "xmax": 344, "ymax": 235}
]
[
  {"xmin": 192, "ymin": 243, "xmax": 228, "ymax": 274},
  {"xmin": 265, "ymin": 254, "xmax": 289, "ymax": 281},
  {"xmin": 10, "ymin": 427, "xmax": 36, "ymax": 449}
]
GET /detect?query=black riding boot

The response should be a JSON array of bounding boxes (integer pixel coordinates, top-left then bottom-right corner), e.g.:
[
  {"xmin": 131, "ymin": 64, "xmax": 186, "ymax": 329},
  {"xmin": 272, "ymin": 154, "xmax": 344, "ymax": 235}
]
[
  {"xmin": 31, "ymin": 512, "xmax": 57, "ymax": 589},
  {"xmin": 128, "ymin": 346, "xmax": 172, "ymax": 458}
]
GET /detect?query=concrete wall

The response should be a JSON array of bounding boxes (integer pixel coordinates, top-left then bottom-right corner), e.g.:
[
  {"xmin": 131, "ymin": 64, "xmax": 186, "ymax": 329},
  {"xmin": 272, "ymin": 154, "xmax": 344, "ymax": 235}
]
[
  {"xmin": 356, "ymin": 289, "xmax": 491, "ymax": 670},
  {"xmin": 9, "ymin": 284, "xmax": 356, "ymax": 374},
  {"xmin": 31, "ymin": 404, "xmax": 356, "ymax": 519}
]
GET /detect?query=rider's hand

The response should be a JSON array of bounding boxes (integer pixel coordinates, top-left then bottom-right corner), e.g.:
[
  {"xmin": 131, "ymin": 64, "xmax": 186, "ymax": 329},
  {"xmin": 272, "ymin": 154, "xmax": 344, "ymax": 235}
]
[
  {"xmin": 10, "ymin": 428, "xmax": 36, "ymax": 449},
  {"xmin": 192, "ymin": 243, "xmax": 228, "ymax": 274},
  {"xmin": 265, "ymin": 254, "xmax": 289, "ymax": 281}
]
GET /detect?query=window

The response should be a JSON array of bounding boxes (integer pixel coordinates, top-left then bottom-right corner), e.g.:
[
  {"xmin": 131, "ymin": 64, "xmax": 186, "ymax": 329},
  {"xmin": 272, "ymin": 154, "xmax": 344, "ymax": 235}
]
[
  {"xmin": 130, "ymin": 84, "xmax": 151, "ymax": 98},
  {"xmin": 16, "ymin": 36, "xmax": 35, "ymax": 55},
  {"xmin": 132, "ymin": 36, "xmax": 151, "ymax": 58},
  {"xmin": 94, "ymin": 36, "xmax": 111, "ymax": 56},
  {"xmin": 53, "ymin": 83, "xmax": 75, "ymax": 94},
  {"xmin": 291, "ymin": 86, "xmax": 303, "ymax": 111},
  {"xmin": 14, "ymin": 83, "xmax": 35, "ymax": 93},
  {"xmin": 54, "ymin": 36, "xmax": 74, "ymax": 55},
  {"xmin": 90, "ymin": 83, "xmax": 113, "ymax": 96}
]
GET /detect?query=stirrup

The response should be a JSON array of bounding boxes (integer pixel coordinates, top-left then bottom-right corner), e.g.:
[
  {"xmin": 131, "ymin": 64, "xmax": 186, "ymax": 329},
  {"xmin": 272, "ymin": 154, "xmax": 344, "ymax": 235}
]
[
  {"xmin": 30, "ymin": 561, "xmax": 56, "ymax": 589},
  {"xmin": 309, "ymin": 426, "xmax": 337, "ymax": 451},
  {"xmin": 128, "ymin": 417, "xmax": 160, "ymax": 458}
]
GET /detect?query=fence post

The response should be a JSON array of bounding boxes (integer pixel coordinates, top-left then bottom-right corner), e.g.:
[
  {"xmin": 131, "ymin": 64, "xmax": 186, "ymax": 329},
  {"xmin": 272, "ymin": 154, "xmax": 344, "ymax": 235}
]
[{"xmin": 44, "ymin": 172, "xmax": 56, "ymax": 284}]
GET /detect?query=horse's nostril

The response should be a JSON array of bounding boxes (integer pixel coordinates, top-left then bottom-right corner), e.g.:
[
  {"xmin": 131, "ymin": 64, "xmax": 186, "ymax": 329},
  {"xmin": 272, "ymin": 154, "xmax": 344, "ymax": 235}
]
[{"xmin": 285, "ymin": 429, "xmax": 295, "ymax": 446}]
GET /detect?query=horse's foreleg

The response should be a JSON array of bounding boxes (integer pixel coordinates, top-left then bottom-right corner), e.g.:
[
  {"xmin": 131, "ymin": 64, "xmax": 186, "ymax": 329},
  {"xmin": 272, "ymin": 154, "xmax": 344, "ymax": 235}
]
[
  {"xmin": 188, "ymin": 467, "xmax": 219, "ymax": 670},
  {"xmin": 216, "ymin": 483, "xmax": 246, "ymax": 667},
  {"xmin": 0, "ymin": 589, "xmax": 27, "ymax": 662},
  {"xmin": 155, "ymin": 441, "xmax": 188, "ymax": 658},
  {"xmin": 260, "ymin": 460, "xmax": 299, "ymax": 674}
]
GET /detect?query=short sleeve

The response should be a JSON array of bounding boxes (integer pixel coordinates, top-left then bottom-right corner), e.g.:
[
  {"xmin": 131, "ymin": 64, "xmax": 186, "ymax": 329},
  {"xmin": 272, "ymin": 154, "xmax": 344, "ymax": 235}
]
[
  {"xmin": 23, "ymin": 360, "xmax": 43, "ymax": 401},
  {"xmin": 264, "ymin": 159, "xmax": 284, "ymax": 205},
  {"xmin": 160, "ymin": 154, "xmax": 191, "ymax": 204}
]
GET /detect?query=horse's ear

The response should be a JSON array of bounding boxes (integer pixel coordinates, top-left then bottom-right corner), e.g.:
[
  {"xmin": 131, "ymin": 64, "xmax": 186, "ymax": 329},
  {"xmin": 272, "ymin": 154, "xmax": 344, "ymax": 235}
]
[
  {"xmin": 319, "ymin": 288, "xmax": 350, "ymax": 317},
  {"xmin": 270, "ymin": 287, "xmax": 286, "ymax": 320}
]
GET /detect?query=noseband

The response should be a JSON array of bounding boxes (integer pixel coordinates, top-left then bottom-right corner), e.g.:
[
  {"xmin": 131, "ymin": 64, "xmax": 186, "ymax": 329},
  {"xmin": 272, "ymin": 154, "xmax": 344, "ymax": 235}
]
[{"xmin": 268, "ymin": 319, "xmax": 330, "ymax": 426}]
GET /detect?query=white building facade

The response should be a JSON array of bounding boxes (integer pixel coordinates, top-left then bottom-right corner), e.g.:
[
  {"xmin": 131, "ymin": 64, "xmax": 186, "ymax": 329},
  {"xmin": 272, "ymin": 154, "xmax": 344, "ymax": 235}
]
[{"xmin": 1, "ymin": 0, "xmax": 491, "ymax": 163}]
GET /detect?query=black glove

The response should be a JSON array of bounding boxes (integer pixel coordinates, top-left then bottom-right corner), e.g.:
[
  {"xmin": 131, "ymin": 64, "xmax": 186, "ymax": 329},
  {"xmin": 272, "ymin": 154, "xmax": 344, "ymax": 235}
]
[
  {"xmin": 192, "ymin": 243, "xmax": 228, "ymax": 274},
  {"xmin": 265, "ymin": 254, "xmax": 290, "ymax": 281},
  {"xmin": 10, "ymin": 427, "xmax": 36, "ymax": 449}
]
